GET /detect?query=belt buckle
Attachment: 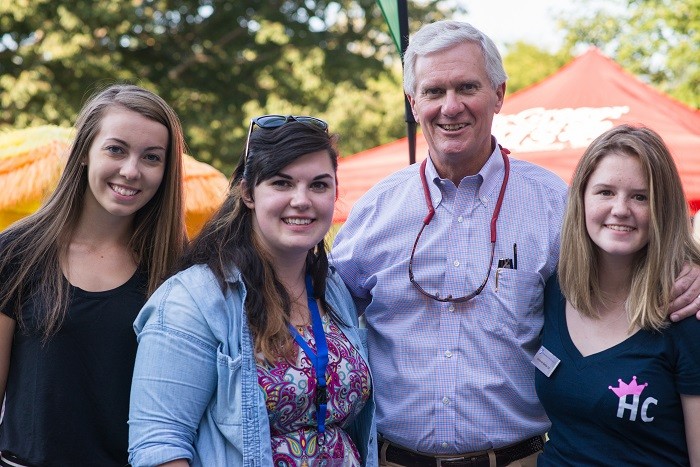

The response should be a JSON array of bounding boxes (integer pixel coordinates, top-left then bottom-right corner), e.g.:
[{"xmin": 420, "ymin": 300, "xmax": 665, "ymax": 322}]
[
  {"xmin": 437, "ymin": 454, "xmax": 486, "ymax": 467},
  {"xmin": 436, "ymin": 456, "xmax": 470, "ymax": 467},
  {"xmin": 435, "ymin": 457, "xmax": 464, "ymax": 467}
]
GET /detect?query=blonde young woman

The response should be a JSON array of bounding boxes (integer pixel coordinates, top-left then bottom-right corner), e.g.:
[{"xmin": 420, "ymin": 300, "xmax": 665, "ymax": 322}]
[
  {"xmin": 0, "ymin": 84, "xmax": 186, "ymax": 467},
  {"xmin": 536, "ymin": 125, "xmax": 700, "ymax": 465}
]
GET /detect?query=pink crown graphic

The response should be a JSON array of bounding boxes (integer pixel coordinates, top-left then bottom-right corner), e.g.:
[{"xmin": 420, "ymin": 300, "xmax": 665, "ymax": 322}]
[{"xmin": 609, "ymin": 376, "xmax": 648, "ymax": 398}]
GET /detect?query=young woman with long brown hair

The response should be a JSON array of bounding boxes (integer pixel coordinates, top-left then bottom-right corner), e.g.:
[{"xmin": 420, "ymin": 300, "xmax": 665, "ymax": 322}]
[{"xmin": 0, "ymin": 84, "xmax": 187, "ymax": 467}]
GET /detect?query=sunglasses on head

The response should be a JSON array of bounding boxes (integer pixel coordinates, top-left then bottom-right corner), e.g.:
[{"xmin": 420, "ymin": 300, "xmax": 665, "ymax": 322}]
[{"xmin": 243, "ymin": 114, "xmax": 329, "ymax": 164}]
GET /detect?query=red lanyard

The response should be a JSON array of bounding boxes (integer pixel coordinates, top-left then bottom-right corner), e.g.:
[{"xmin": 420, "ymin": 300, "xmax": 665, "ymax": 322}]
[
  {"xmin": 409, "ymin": 146, "xmax": 511, "ymax": 302},
  {"xmin": 418, "ymin": 146, "xmax": 510, "ymax": 240}
]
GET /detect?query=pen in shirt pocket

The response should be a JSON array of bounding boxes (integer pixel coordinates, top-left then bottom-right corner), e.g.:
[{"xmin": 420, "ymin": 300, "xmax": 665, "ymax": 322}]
[
  {"xmin": 495, "ymin": 257, "xmax": 511, "ymax": 291},
  {"xmin": 495, "ymin": 243, "xmax": 518, "ymax": 291}
]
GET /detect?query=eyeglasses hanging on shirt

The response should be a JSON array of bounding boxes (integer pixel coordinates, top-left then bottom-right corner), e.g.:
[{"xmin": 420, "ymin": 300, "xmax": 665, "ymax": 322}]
[{"xmin": 408, "ymin": 146, "xmax": 511, "ymax": 303}]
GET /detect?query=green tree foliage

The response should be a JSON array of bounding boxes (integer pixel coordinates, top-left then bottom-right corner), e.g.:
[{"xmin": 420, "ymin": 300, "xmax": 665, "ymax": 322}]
[
  {"xmin": 502, "ymin": 42, "xmax": 570, "ymax": 95},
  {"xmin": 325, "ymin": 63, "xmax": 406, "ymax": 156},
  {"xmin": 0, "ymin": 0, "xmax": 460, "ymax": 172},
  {"xmin": 559, "ymin": 0, "xmax": 700, "ymax": 108}
]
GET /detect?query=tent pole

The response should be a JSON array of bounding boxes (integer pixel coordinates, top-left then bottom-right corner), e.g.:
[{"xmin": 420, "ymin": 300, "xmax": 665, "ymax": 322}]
[{"xmin": 398, "ymin": 0, "xmax": 416, "ymax": 165}]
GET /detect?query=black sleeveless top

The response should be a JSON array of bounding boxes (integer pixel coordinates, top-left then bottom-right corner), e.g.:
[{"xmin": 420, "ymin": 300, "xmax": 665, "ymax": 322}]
[{"xmin": 1, "ymin": 263, "xmax": 146, "ymax": 467}]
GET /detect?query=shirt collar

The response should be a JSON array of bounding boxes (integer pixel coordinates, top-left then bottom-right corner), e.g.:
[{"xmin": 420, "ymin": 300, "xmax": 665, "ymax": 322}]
[
  {"xmin": 424, "ymin": 136, "xmax": 506, "ymax": 202},
  {"xmin": 223, "ymin": 264, "xmax": 244, "ymax": 284},
  {"xmin": 477, "ymin": 136, "xmax": 507, "ymax": 201}
]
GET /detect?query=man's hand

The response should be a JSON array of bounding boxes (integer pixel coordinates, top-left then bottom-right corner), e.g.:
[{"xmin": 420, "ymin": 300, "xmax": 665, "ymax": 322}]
[{"xmin": 669, "ymin": 262, "xmax": 700, "ymax": 322}]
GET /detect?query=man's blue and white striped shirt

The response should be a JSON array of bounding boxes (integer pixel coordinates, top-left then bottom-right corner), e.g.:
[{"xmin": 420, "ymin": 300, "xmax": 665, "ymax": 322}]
[{"xmin": 332, "ymin": 139, "xmax": 567, "ymax": 454}]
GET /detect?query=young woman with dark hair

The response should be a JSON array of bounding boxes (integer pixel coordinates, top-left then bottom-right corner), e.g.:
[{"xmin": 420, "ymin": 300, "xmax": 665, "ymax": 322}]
[{"xmin": 128, "ymin": 116, "xmax": 376, "ymax": 467}]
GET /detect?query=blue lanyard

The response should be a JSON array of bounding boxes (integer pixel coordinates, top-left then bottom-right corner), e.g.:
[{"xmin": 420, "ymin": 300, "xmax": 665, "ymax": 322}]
[{"xmin": 287, "ymin": 275, "xmax": 329, "ymax": 437}]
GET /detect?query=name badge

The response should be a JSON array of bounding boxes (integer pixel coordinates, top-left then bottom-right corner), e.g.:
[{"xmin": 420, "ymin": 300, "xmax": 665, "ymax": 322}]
[{"xmin": 532, "ymin": 346, "xmax": 561, "ymax": 377}]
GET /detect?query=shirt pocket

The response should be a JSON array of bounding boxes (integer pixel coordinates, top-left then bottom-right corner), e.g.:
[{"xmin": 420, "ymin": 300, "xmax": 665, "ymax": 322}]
[
  {"xmin": 211, "ymin": 346, "xmax": 243, "ymax": 428},
  {"xmin": 489, "ymin": 267, "xmax": 544, "ymax": 341}
]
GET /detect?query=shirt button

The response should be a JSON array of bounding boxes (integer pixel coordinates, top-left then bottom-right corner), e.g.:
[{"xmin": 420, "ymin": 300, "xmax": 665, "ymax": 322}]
[
  {"xmin": 448, "ymin": 304, "xmax": 455, "ymax": 312},
  {"xmin": 481, "ymin": 196, "xmax": 489, "ymax": 204},
  {"xmin": 442, "ymin": 442, "xmax": 449, "ymax": 448},
  {"xmin": 453, "ymin": 260, "xmax": 460, "ymax": 267},
  {"xmin": 442, "ymin": 396, "xmax": 450, "ymax": 405},
  {"xmin": 457, "ymin": 216, "xmax": 464, "ymax": 223},
  {"xmin": 445, "ymin": 350, "xmax": 452, "ymax": 358}
]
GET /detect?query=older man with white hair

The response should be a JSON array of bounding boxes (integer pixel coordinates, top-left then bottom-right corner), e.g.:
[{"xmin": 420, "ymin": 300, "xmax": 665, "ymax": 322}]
[{"xmin": 332, "ymin": 19, "xmax": 700, "ymax": 467}]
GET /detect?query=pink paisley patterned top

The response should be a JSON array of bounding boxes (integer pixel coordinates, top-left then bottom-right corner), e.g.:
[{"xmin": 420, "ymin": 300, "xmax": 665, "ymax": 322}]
[{"xmin": 257, "ymin": 313, "xmax": 371, "ymax": 467}]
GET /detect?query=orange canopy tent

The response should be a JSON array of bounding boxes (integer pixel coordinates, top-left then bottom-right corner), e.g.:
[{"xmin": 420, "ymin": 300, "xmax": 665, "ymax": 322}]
[
  {"xmin": 334, "ymin": 47, "xmax": 700, "ymax": 223},
  {"xmin": 0, "ymin": 126, "xmax": 228, "ymax": 237}
]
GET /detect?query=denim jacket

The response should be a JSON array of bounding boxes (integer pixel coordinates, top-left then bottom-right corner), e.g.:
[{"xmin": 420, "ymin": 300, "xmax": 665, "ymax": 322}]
[{"xmin": 128, "ymin": 263, "xmax": 377, "ymax": 467}]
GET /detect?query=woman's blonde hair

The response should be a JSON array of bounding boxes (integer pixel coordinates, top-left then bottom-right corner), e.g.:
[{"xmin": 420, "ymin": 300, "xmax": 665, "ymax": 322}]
[
  {"xmin": 0, "ymin": 84, "xmax": 187, "ymax": 340},
  {"xmin": 559, "ymin": 124, "xmax": 700, "ymax": 331}
]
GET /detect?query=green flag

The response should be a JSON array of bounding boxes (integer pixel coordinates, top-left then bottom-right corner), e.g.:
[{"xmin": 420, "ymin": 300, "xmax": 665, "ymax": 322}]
[{"xmin": 377, "ymin": 0, "xmax": 401, "ymax": 52}]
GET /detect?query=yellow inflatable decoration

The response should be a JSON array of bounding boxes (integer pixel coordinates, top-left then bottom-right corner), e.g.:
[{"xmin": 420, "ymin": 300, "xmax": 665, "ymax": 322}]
[{"xmin": 0, "ymin": 126, "xmax": 228, "ymax": 237}]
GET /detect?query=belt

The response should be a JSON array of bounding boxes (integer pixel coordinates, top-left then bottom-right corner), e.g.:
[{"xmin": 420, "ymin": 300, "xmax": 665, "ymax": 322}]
[{"xmin": 380, "ymin": 435, "xmax": 544, "ymax": 467}]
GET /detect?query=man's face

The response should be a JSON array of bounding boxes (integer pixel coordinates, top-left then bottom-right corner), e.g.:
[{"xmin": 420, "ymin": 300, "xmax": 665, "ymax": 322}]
[{"xmin": 408, "ymin": 42, "xmax": 505, "ymax": 181}]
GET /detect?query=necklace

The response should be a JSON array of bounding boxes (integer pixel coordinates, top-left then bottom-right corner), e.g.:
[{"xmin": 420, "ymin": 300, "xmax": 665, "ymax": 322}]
[
  {"xmin": 289, "ymin": 284, "xmax": 310, "ymax": 332},
  {"xmin": 594, "ymin": 295, "xmax": 629, "ymax": 324}
]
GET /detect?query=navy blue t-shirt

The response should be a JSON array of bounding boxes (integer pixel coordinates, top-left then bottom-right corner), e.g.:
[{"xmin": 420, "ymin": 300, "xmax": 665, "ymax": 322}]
[{"xmin": 536, "ymin": 275, "xmax": 700, "ymax": 466}]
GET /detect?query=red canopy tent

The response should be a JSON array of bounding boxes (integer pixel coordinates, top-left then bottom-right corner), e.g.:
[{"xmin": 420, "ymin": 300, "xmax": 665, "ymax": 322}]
[{"xmin": 334, "ymin": 47, "xmax": 700, "ymax": 223}]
